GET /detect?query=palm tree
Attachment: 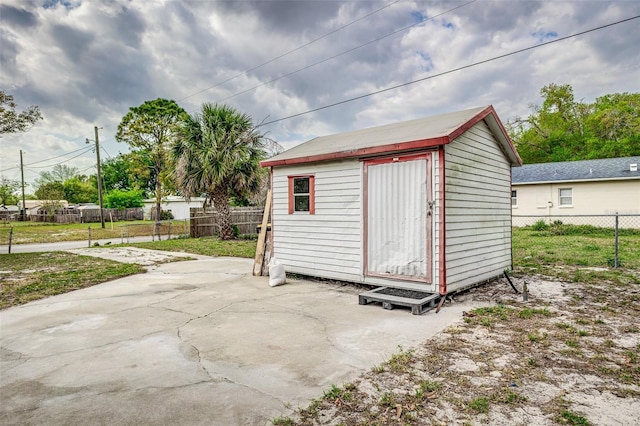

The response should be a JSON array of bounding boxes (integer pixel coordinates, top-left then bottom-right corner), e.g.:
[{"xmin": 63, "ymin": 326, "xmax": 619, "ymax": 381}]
[{"xmin": 172, "ymin": 103, "xmax": 266, "ymax": 240}]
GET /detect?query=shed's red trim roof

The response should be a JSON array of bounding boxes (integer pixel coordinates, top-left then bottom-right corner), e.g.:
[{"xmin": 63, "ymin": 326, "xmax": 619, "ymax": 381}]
[{"xmin": 261, "ymin": 105, "xmax": 522, "ymax": 167}]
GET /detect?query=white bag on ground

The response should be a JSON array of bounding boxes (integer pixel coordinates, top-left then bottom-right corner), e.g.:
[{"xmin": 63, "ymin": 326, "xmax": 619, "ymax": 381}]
[{"xmin": 268, "ymin": 257, "xmax": 286, "ymax": 287}]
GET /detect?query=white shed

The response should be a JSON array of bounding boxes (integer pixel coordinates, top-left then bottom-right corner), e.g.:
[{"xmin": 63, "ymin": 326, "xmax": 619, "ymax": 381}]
[{"xmin": 261, "ymin": 106, "xmax": 522, "ymax": 309}]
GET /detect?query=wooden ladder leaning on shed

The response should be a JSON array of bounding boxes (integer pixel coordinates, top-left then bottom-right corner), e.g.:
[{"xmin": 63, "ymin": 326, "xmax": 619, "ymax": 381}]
[{"xmin": 253, "ymin": 189, "xmax": 272, "ymax": 276}]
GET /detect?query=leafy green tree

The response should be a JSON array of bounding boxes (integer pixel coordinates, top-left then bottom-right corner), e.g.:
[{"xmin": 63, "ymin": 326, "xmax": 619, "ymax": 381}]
[
  {"xmin": 35, "ymin": 165, "xmax": 79, "ymax": 188},
  {"xmin": 0, "ymin": 90, "xmax": 43, "ymax": 134},
  {"xmin": 101, "ymin": 150, "xmax": 155, "ymax": 196},
  {"xmin": 116, "ymin": 99, "xmax": 187, "ymax": 224},
  {"xmin": 102, "ymin": 154, "xmax": 134, "ymax": 192},
  {"xmin": 509, "ymin": 84, "xmax": 640, "ymax": 163},
  {"xmin": 104, "ymin": 189, "xmax": 144, "ymax": 209},
  {"xmin": 63, "ymin": 176, "xmax": 97, "ymax": 204},
  {"xmin": 172, "ymin": 103, "xmax": 267, "ymax": 240},
  {"xmin": 0, "ymin": 177, "xmax": 20, "ymax": 206},
  {"xmin": 585, "ymin": 92, "xmax": 640, "ymax": 158},
  {"xmin": 34, "ymin": 181, "xmax": 65, "ymax": 201}
]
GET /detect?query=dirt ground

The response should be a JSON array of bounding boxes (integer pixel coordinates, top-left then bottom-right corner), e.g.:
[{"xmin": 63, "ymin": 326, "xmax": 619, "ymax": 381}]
[
  {"xmin": 290, "ymin": 273, "xmax": 640, "ymax": 426},
  {"xmin": 66, "ymin": 247, "xmax": 205, "ymax": 265}
]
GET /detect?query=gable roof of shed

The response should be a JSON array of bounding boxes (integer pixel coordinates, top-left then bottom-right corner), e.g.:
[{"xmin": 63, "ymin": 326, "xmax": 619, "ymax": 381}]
[
  {"xmin": 261, "ymin": 105, "xmax": 522, "ymax": 167},
  {"xmin": 512, "ymin": 156, "xmax": 640, "ymax": 184}
]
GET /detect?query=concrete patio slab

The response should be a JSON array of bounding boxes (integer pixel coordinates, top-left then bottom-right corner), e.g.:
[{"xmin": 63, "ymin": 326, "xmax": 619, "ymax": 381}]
[{"xmin": 1, "ymin": 255, "xmax": 481, "ymax": 425}]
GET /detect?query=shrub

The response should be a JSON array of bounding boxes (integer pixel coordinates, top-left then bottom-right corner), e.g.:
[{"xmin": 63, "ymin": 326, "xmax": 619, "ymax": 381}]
[
  {"xmin": 531, "ymin": 219, "xmax": 549, "ymax": 231},
  {"xmin": 104, "ymin": 189, "xmax": 144, "ymax": 209},
  {"xmin": 159, "ymin": 209, "xmax": 174, "ymax": 220}
]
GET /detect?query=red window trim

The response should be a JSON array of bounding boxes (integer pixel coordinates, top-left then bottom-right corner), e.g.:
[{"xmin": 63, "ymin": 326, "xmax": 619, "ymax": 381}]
[{"xmin": 288, "ymin": 175, "xmax": 315, "ymax": 215}]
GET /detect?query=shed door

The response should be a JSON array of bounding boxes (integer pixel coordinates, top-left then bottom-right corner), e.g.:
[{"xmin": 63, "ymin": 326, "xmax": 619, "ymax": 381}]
[{"xmin": 364, "ymin": 154, "xmax": 431, "ymax": 282}]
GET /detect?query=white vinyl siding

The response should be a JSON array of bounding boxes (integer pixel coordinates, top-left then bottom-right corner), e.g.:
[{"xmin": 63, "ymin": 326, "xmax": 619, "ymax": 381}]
[
  {"xmin": 432, "ymin": 151, "xmax": 440, "ymax": 290},
  {"xmin": 272, "ymin": 160, "xmax": 362, "ymax": 282},
  {"xmin": 512, "ymin": 180, "xmax": 640, "ymax": 221},
  {"xmin": 444, "ymin": 121, "xmax": 512, "ymax": 291}
]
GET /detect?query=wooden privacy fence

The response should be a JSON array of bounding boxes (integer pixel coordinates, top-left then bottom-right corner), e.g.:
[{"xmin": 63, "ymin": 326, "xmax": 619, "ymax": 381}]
[
  {"xmin": 29, "ymin": 208, "xmax": 144, "ymax": 223},
  {"xmin": 190, "ymin": 207, "xmax": 264, "ymax": 238}
]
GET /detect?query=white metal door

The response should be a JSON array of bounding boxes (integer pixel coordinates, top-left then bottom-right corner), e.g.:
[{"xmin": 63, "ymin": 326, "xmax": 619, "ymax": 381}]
[{"xmin": 365, "ymin": 154, "xmax": 431, "ymax": 282}]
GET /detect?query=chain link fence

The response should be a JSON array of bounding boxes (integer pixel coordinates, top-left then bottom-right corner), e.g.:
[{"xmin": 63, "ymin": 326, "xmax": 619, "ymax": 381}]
[
  {"xmin": 513, "ymin": 214, "xmax": 640, "ymax": 269},
  {"xmin": 0, "ymin": 219, "xmax": 190, "ymax": 253},
  {"xmin": 116, "ymin": 219, "xmax": 190, "ymax": 244}
]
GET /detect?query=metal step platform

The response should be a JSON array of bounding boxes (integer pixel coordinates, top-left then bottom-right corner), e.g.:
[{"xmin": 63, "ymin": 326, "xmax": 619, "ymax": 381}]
[{"xmin": 358, "ymin": 287, "xmax": 442, "ymax": 315}]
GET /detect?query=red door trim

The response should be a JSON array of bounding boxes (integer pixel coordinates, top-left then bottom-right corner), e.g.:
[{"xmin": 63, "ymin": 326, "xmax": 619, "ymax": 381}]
[{"xmin": 363, "ymin": 152, "xmax": 433, "ymax": 284}]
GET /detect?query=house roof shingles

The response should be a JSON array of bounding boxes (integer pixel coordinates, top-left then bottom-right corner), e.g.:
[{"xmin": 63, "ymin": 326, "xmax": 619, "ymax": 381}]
[{"xmin": 512, "ymin": 157, "xmax": 640, "ymax": 184}]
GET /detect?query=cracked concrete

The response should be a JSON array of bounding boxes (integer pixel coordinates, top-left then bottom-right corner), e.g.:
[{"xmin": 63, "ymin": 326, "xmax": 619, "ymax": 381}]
[{"xmin": 1, "ymin": 255, "xmax": 482, "ymax": 425}]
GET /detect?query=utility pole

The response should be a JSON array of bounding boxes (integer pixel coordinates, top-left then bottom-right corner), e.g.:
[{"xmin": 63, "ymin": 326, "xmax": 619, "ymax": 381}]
[
  {"xmin": 87, "ymin": 127, "xmax": 105, "ymax": 228},
  {"xmin": 19, "ymin": 150, "xmax": 27, "ymax": 221}
]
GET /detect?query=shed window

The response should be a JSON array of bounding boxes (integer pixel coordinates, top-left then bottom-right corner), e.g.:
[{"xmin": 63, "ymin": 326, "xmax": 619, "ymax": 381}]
[
  {"xmin": 511, "ymin": 190, "xmax": 518, "ymax": 207},
  {"xmin": 288, "ymin": 176, "xmax": 315, "ymax": 214},
  {"xmin": 559, "ymin": 188, "xmax": 572, "ymax": 206}
]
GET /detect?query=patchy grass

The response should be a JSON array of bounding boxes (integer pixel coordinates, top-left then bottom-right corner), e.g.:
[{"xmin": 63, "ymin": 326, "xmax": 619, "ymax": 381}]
[
  {"xmin": 128, "ymin": 237, "xmax": 256, "ymax": 258},
  {"xmin": 0, "ymin": 220, "xmax": 176, "ymax": 245},
  {"xmin": 271, "ymin": 417, "xmax": 295, "ymax": 426},
  {"xmin": 0, "ymin": 234, "xmax": 254, "ymax": 310},
  {"xmin": 468, "ymin": 396, "xmax": 490, "ymax": 413},
  {"xmin": 292, "ymin": 274, "xmax": 639, "ymax": 425},
  {"xmin": 0, "ymin": 252, "xmax": 145, "ymax": 309},
  {"xmin": 512, "ymin": 227, "xmax": 640, "ymax": 284},
  {"xmin": 294, "ymin": 226, "xmax": 640, "ymax": 425},
  {"xmin": 557, "ymin": 410, "xmax": 591, "ymax": 425}
]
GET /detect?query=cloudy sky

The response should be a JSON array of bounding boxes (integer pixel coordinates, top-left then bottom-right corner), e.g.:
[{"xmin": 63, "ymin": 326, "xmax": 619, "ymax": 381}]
[{"xmin": 1, "ymin": 0, "xmax": 639, "ymax": 190}]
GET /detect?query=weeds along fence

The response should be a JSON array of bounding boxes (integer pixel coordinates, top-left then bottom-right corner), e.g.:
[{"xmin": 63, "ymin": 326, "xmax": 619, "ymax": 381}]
[
  {"xmin": 116, "ymin": 219, "xmax": 190, "ymax": 244},
  {"xmin": 85, "ymin": 219, "xmax": 192, "ymax": 247},
  {"xmin": 513, "ymin": 214, "xmax": 640, "ymax": 269},
  {"xmin": 190, "ymin": 207, "xmax": 264, "ymax": 238}
]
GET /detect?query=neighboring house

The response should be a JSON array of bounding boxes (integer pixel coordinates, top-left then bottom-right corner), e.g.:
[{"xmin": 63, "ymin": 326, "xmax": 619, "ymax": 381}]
[
  {"xmin": 0, "ymin": 205, "xmax": 19, "ymax": 220},
  {"xmin": 511, "ymin": 157, "xmax": 640, "ymax": 220},
  {"xmin": 142, "ymin": 196, "xmax": 207, "ymax": 220},
  {"xmin": 17, "ymin": 200, "xmax": 69, "ymax": 216},
  {"xmin": 261, "ymin": 106, "xmax": 522, "ymax": 296}
]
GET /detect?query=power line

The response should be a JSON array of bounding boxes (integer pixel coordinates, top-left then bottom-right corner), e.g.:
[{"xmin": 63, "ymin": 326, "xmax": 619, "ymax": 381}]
[
  {"xmin": 217, "ymin": 0, "xmax": 477, "ymax": 103},
  {"xmin": 101, "ymin": 146, "xmax": 113, "ymax": 159},
  {"xmin": 24, "ymin": 145, "xmax": 93, "ymax": 166},
  {"xmin": 258, "ymin": 15, "xmax": 640, "ymax": 128},
  {"xmin": 0, "ymin": 165, "xmax": 19, "ymax": 173},
  {"xmin": 178, "ymin": 0, "xmax": 402, "ymax": 102},
  {"xmin": 0, "ymin": 146, "xmax": 92, "ymax": 173},
  {"xmin": 25, "ymin": 147, "xmax": 94, "ymax": 169},
  {"xmin": 79, "ymin": 164, "xmax": 97, "ymax": 174}
]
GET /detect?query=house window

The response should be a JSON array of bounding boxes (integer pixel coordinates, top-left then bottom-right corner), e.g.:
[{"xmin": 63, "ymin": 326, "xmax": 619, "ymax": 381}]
[
  {"xmin": 511, "ymin": 190, "xmax": 518, "ymax": 207},
  {"xmin": 288, "ymin": 175, "xmax": 315, "ymax": 214},
  {"xmin": 559, "ymin": 188, "xmax": 572, "ymax": 207}
]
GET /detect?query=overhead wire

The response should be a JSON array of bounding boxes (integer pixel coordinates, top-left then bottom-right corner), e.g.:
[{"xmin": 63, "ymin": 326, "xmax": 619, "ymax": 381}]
[
  {"xmin": 257, "ymin": 15, "xmax": 640, "ymax": 127},
  {"xmin": 24, "ymin": 145, "xmax": 93, "ymax": 166},
  {"xmin": 0, "ymin": 145, "xmax": 93, "ymax": 173},
  {"xmin": 178, "ymin": 0, "xmax": 403, "ymax": 102},
  {"xmin": 101, "ymin": 146, "xmax": 113, "ymax": 159},
  {"xmin": 79, "ymin": 164, "xmax": 97, "ymax": 174},
  {"xmin": 216, "ymin": 0, "xmax": 477, "ymax": 103},
  {"xmin": 25, "ymin": 147, "xmax": 94, "ymax": 169}
]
